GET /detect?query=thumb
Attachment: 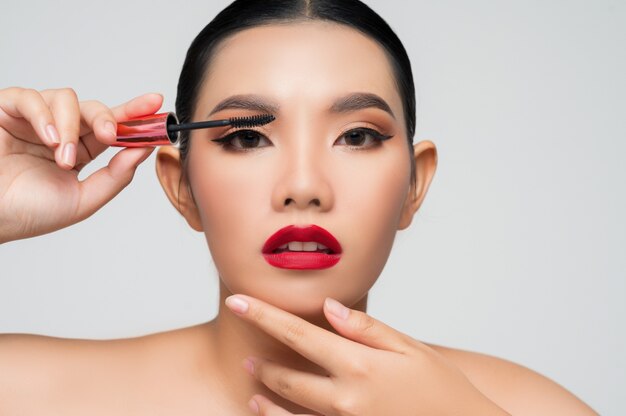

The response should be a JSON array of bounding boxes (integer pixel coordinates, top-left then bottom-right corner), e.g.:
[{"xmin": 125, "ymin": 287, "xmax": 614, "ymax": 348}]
[
  {"xmin": 74, "ymin": 146, "xmax": 155, "ymax": 221},
  {"xmin": 323, "ymin": 297, "xmax": 413, "ymax": 354}
]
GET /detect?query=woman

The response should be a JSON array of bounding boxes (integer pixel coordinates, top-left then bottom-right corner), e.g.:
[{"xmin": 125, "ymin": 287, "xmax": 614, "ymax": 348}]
[{"xmin": 0, "ymin": 0, "xmax": 598, "ymax": 414}]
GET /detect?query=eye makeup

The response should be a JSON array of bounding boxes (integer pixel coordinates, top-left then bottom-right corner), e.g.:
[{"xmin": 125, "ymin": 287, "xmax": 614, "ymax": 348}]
[
  {"xmin": 210, "ymin": 125, "xmax": 394, "ymax": 153},
  {"xmin": 335, "ymin": 127, "xmax": 394, "ymax": 148},
  {"xmin": 212, "ymin": 129, "xmax": 273, "ymax": 151}
]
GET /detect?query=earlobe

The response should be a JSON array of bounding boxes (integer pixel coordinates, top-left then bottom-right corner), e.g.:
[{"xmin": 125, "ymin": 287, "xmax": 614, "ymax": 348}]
[
  {"xmin": 397, "ymin": 140, "xmax": 438, "ymax": 230},
  {"xmin": 155, "ymin": 146, "xmax": 204, "ymax": 232}
]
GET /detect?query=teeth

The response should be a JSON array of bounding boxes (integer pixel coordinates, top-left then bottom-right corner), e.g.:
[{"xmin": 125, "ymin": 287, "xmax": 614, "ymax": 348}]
[
  {"xmin": 278, "ymin": 241, "xmax": 330, "ymax": 252},
  {"xmin": 288, "ymin": 242, "xmax": 303, "ymax": 251}
]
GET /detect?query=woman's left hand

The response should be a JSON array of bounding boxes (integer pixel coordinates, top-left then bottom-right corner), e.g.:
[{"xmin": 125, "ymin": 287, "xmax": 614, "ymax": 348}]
[{"xmin": 225, "ymin": 294, "xmax": 511, "ymax": 416}]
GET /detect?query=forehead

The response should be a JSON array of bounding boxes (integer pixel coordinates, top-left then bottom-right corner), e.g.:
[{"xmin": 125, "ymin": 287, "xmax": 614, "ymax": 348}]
[{"xmin": 198, "ymin": 21, "xmax": 402, "ymax": 117}]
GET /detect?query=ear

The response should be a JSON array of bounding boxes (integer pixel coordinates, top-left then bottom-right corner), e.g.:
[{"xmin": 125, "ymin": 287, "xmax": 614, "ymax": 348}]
[
  {"xmin": 397, "ymin": 140, "xmax": 438, "ymax": 230},
  {"xmin": 155, "ymin": 146, "xmax": 203, "ymax": 232}
]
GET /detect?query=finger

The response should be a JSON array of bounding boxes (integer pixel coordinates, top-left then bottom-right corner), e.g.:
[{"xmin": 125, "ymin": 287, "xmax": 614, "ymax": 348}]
[
  {"xmin": 225, "ymin": 295, "xmax": 360, "ymax": 376},
  {"xmin": 250, "ymin": 395, "xmax": 296, "ymax": 416},
  {"xmin": 78, "ymin": 92, "xmax": 163, "ymax": 169},
  {"xmin": 245, "ymin": 357, "xmax": 334, "ymax": 416},
  {"xmin": 73, "ymin": 92, "xmax": 163, "ymax": 167},
  {"xmin": 76, "ymin": 99, "xmax": 119, "ymax": 162},
  {"xmin": 44, "ymin": 88, "xmax": 81, "ymax": 169},
  {"xmin": 0, "ymin": 87, "xmax": 61, "ymax": 147},
  {"xmin": 323, "ymin": 297, "xmax": 414, "ymax": 354},
  {"xmin": 73, "ymin": 146, "xmax": 155, "ymax": 221}
]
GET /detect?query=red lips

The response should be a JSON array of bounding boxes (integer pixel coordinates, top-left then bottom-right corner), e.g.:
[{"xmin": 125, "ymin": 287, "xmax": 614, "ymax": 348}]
[{"xmin": 262, "ymin": 225, "xmax": 342, "ymax": 270}]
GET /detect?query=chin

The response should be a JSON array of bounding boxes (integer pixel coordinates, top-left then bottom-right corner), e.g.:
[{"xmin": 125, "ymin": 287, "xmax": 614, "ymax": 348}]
[
  {"xmin": 231, "ymin": 275, "xmax": 329, "ymax": 306},
  {"xmin": 222, "ymin": 267, "xmax": 372, "ymax": 319}
]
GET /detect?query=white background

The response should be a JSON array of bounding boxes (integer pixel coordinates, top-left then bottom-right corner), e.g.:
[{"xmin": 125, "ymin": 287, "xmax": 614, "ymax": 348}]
[{"xmin": 1, "ymin": 1, "xmax": 624, "ymax": 414}]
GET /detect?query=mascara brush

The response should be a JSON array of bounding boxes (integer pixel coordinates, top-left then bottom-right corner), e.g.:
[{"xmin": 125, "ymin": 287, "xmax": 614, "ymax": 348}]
[{"xmin": 111, "ymin": 112, "xmax": 275, "ymax": 147}]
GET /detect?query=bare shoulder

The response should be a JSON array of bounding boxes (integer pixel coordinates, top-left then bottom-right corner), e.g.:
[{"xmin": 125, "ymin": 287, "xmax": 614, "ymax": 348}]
[
  {"xmin": 0, "ymin": 326, "xmax": 211, "ymax": 413},
  {"xmin": 0, "ymin": 332, "xmax": 138, "ymax": 409},
  {"xmin": 424, "ymin": 342, "xmax": 599, "ymax": 415}
]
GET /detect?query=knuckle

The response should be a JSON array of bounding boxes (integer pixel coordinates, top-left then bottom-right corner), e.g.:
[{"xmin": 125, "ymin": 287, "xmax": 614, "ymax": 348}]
[
  {"xmin": 282, "ymin": 321, "xmax": 305, "ymax": 346},
  {"xmin": 250, "ymin": 305, "xmax": 265, "ymax": 323},
  {"xmin": 20, "ymin": 88, "xmax": 40, "ymax": 102},
  {"xmin": 102, "ymin": 109, "xmax": 116, "ymax": 123},
  {"xmin": 410, "ymin": 345, "xmax": 435, "ymax": 370},
  {"xmin": 17, "ymin": 89, "xmax": 46, "ymax": 116},
  {"xmin": 1, "ymin": 86, "xmax": 22, "ymax": 95},
  {"xmin": 275, "ymin": 376, "xmax": 294, "ymax": 396},
  {"xmin": 273, "ymin": 373, "xmax": 309, "ymax": 401},
  {"xmin": 354, "ymin": 312, "xmax": 375, "ymax": 334},
  {"xmin": 331, "ymin": 393, "xmax": 360, "ymax": 416},
  {"xmin": 346, "ymin": 356, "xmax": 370, "ymax": 377},
  {"xmin": 395, "ymin": 339, "xmax": 416, "ymax": 356},
  {"xmin": 60, "ymin": 87, "xmax": 78, "ymax": 99}
]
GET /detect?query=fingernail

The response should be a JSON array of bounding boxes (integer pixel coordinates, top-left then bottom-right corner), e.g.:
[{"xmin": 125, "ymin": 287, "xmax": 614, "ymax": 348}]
[
  {"xmin": 45, "ymin": 124, "xmax": 60, "ymax": 144},
  {"xmin": 242, "ymin": 357, "xmax": 255, "ymax": 376},
  {"xmin": 248, "ymin": 398, "xmax": 259, "ymax": 414},
  {"xmin": 104, "ymin": 121, "xmax": 116, "ymax": 137},
  {"xmin": 62, "ymin": 142, "xmax": 76, "ymax": 167},
  {"xmin": 225, "ymin": 295, "xmax": 249, "ymax": 314},
  {"xmin": 325, "ymin": 297, "xmax": 350, "ymax": 320}
]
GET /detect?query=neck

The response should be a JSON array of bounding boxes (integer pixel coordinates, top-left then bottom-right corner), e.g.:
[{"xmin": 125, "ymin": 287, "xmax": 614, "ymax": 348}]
[{"xmin": 205, "ymin": 279, "xmax": 368, "ymax": 414}]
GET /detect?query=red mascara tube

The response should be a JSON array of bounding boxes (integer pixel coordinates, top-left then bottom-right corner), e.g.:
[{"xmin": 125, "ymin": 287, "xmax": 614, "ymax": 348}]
[
  {"xmin": 110, "ymin": 112, "xmax": 276, "ymax": 147},
  {"xmin": 111, "ymin": 112, "xmax": 180, "ymax": 147}
]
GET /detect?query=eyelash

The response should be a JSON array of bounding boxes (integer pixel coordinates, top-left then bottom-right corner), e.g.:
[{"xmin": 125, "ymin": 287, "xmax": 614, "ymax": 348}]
[{"xmin": 211, "ymin": 127, "xmax": 394, "ymax": 152}]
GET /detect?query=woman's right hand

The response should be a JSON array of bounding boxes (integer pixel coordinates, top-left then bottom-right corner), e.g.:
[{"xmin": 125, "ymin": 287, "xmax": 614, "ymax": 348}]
[{"xmin": 0, "ymin": 87, "xmax": 162, "ymax": 244}]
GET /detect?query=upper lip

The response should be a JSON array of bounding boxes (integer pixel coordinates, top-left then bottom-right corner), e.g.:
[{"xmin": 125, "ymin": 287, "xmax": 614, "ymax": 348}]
[{"xmin": 262, "ymin": 225, "xmax": 342, "ymax": 254}]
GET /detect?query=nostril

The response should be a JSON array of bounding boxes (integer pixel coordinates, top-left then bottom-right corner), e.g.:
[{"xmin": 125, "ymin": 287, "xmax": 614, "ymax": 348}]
[{"xmin": 282, "ymin": 198, "xmax": 321, "ymax": 207}]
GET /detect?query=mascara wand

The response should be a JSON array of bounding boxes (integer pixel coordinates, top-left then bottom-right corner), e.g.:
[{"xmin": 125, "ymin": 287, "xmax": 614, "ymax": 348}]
[{"xmin": 111, "ymin": 112, "xmax": 275, "ymax": 147}]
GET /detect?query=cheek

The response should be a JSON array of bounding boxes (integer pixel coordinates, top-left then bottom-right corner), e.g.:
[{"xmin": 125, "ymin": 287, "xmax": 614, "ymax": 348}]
[
  {"xmin": 188, "ymin": 151, "xmax": 273, "ymax": 274},
  {"xmin": 333, "ymin": 145, "xmax": 411, "ymax": 283}
]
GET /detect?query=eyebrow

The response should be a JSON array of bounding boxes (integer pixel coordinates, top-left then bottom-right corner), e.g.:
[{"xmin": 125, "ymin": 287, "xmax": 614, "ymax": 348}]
[
  {"xmin": 207, "ymin": 92, "xmax": 396, "ymax": 119},
  {"xmin": 330, "ymin": 92, "xmax": 396, "ymax": 120},
  {"xmin": 208, "ymin": 94, "xmax": 279, "ymax": 118}
]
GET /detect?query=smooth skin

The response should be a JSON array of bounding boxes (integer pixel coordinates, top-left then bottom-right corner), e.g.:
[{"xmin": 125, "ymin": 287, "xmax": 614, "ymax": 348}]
[{"xmin": 0, "ymin": 22, "xmax": 598, "ymax": 416}]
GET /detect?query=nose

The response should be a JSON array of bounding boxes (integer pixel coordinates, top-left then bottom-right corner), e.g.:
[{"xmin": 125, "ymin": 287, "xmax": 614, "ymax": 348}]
[{"xmin": 271, "ymin": 143, "xmax": 334, "ymax": 213}]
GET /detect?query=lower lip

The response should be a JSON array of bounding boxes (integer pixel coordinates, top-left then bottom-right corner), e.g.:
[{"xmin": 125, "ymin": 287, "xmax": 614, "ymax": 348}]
[{"xmin": 263, "ymin": 252, "xmax": 341, "ymax": 270}]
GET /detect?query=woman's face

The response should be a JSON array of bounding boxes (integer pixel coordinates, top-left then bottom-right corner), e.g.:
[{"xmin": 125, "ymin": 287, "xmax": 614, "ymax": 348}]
[{"xmin": 161, "ymin": 22, "xmax": 430, "ymax": 316}]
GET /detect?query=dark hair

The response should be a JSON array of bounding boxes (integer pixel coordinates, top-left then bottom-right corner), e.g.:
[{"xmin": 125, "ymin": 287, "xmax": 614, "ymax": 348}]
[{"xmin": 175, "ymin": 0, "xmax": 416, "ymax": 200}]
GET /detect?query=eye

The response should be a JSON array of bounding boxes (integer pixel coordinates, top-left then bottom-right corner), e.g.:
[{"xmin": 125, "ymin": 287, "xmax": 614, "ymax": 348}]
[
  {"xmin": 334, "ymin": 127, "xmax": 394, "ymax": 149},
  {"xmin": 211, "ymin": 129, "xmax": 272, "ymax": 151}
]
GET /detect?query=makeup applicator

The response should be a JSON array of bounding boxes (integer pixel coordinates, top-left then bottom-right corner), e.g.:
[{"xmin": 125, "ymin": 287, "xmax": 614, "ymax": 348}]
[{"xmin": 111, "ymin": 112, "xmax": 275, "ymax": 147}]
